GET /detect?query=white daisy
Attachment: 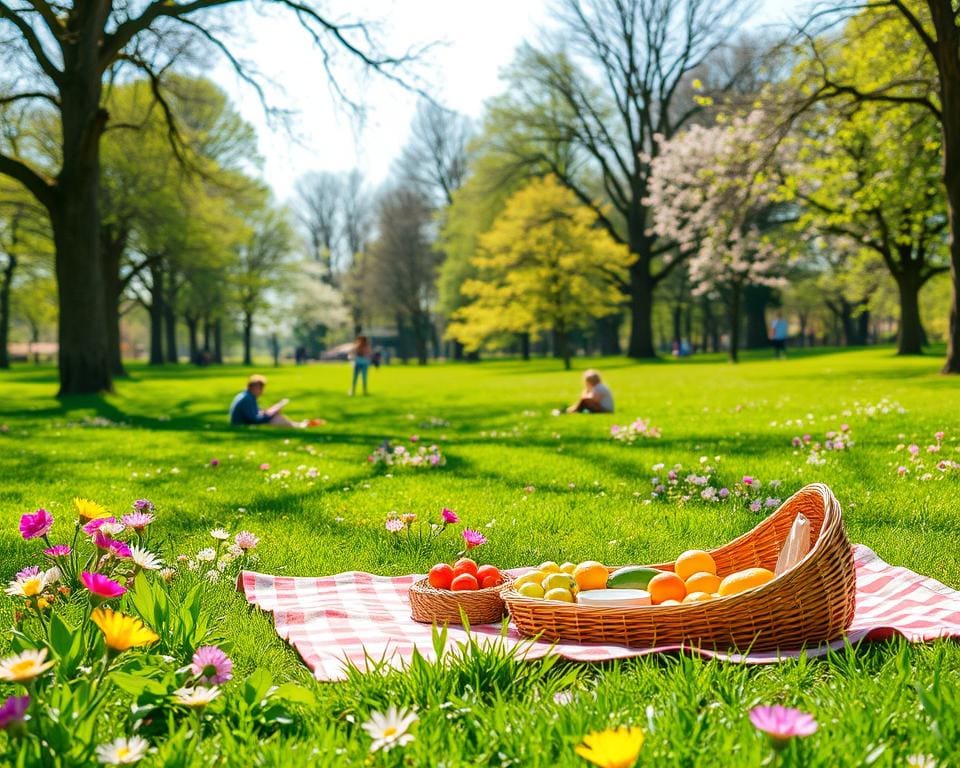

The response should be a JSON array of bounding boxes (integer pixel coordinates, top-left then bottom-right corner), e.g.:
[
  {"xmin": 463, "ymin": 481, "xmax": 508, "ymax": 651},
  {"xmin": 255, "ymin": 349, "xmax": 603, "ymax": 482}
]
[
  {"xmin": 361, "ymin": 706, "xmax": 418, "ymax": 753},
  {"xmin": 210, "ymin": 528, "xmax": 230, "ymax": 541},
  {"xmin": 173, "ymin": 686, "xmax": 221, "ymax": 708},
  {"xmin": 196, "ymin": 548, "xmax": 216, "ymax": 563},
  {"xmin": 906, "ymin": 756, "xmax": 937, "ymax": 768},
  {"xmin": 5, "ymin": 573, "xmax": 47, "ymax": 598},
  {"xmin": 129, "ymin": 545, "xmax": 162, "ymax": 571},
  {"xmin": 159, "ymin": 568, "xmax": 176, "ymax": 583},
  {"xmin": 0, "ymin": 647, "xmax": 55, "ymax": 682},
  {"xmin": 95, "ymin": 735, "xmax": 150, "ymax": 765}
]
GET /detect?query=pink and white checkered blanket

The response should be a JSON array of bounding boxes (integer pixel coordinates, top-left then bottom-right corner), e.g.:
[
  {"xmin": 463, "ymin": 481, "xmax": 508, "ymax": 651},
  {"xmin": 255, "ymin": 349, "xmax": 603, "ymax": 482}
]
[{"xmin": 237, "ymin": 545, "xmax": 960, "ymax": 682}]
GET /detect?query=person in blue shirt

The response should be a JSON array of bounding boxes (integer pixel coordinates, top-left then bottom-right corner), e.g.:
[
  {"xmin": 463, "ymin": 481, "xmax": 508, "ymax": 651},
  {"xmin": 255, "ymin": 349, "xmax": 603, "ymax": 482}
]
[
  {"xmin": 769, "ymin": 312, "xmax": 790, "ymax": 359},
  {"xmin": 229, "ymin": 375, "xmax": 324, "ymax": 428}
]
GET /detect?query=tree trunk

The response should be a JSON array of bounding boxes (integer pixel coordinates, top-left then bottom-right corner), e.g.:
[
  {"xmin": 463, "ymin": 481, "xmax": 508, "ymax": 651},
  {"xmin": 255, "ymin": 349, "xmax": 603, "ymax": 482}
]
[
  {"xmin": 744, "ymin": 285, "xmax": 772, "ymax": 349},
  {"xmin": 556, "ymin": 325, "xmax": 571, "ymax": 370},
  {"xmin": 213, "ymin": 319, "xmax": 223, "ymax": 364},
  {"xmin": 202, "ymin": 317, "xmax": 212, "ymax": 353},
  {"xmin": 856, "ymin": 309, "xmax": 871, "ymax": 346},
  {"xmin": 452, "ymin": 340, "xmax": 465, "ymax": 360},
  {"xmin": 627, "ymin": 257, "xmax": 657, "ymax": 358},
  {"xmin": 671, "ymin": 304, "xmax": 682, "ymax": 347},
  {"xmin": 596, "ymin": 314, "xmax": 622, "ymax": 355},
  {"xmin": 728, "ymin": 285, "xmax": 742, "ymax": 363},
  {"xmin": 242, "ymin": 312, "xmax": 253, "ymax": 366},
  {"xmin": 931, "ymin": 0, "xmax": 960, "ymax": 373},
  {"xmin": 52, "ymin": 68, "xmax": 111, "ymax": 395},
  {"xmin": 0, "ymin": 252, "xmax": 15, "ymax": 370},
  {"xmin": 271, "ymin": 332, "xmax": 280, "ymax": 367},
  {"xmin": 100, "ymin": 226, "xmax": 127, "ymax": 377},
  {"xmin": 148, "ymin": 264, "xmax": 164, "ymax": 366},
  {"xmin": 186, "ymin": 316, "xmax": 199, "ymax": 364},
  {"xmin": 163, "ymin": 292, "xmax": 178, "ymax": 364},
  {"xmin": 519, "ymin": 332, "xmax": 531, "ymax": 361},
  {"xmin": 896, "ymin": 273, "xmax": 925, "ymax": 355}
]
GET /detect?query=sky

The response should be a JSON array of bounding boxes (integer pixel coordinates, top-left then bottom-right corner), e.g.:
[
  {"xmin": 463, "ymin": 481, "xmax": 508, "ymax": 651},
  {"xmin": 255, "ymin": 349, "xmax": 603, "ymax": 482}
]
[{"xmin": 214, "ymin": 0, "xmax": 802, "ymax": 205}]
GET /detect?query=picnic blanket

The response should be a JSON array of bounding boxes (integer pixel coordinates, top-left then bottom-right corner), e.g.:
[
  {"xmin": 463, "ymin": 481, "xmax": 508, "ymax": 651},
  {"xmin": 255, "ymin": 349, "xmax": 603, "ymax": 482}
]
[{"xmin": 237, "ymin": 545, "xmax": 960, "ymax": 682}]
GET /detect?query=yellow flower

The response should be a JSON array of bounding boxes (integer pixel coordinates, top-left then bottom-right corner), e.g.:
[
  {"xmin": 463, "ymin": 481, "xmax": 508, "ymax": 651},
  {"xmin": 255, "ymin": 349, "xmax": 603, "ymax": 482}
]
[
  {"xmin": 74, "ymin": 497, "xmax": 110, "ymax": 523},
  {"xmin": 575, "ymin": 727, "xmax": 645, "ymax": 768},
  {"xmin": 0, "ymin": 648, "xmax": 56, "ymax": 682},
  {"xmin": 90, "ymin": 608, "xmax": 159, "ymax": 652}
]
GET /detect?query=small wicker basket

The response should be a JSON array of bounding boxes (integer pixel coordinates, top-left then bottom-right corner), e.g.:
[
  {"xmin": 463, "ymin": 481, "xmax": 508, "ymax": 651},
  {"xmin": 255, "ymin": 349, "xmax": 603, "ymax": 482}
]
[
  {"xmin": 504, "ymin": 483, "xmax": 855, "ymax": 651},
  {"xmin": 409, "ymin": 576, "xmax": 514, "ymax": 625}
]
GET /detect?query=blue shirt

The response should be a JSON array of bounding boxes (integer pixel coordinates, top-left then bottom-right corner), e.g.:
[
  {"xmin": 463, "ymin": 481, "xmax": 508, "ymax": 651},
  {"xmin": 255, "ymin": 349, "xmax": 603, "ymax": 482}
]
[
  {"xmin": 229, "ymin": 390, "xmax": 271, "ymax": 425},
  {"xmin": 772, "ymin": 319, "xmax": 789, "ymax": 341}
]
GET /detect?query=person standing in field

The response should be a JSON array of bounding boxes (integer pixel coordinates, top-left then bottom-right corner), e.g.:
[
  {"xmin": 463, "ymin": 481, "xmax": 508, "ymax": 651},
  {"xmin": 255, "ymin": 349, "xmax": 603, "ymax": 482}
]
[
  {"xmin": 566, "ymin": 369, "xmax": 615, "ymax": 413},
  {"xmin": 769, "ymin": 312, "xmax": 790, "ymax": 359},
  {"xmin": 349, "ymin": 335, "xmax": 373, "ymax": 396}
]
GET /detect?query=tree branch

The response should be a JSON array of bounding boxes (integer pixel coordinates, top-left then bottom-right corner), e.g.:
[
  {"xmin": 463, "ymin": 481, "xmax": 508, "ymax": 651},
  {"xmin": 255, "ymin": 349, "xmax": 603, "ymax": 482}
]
[
  {"xmin": 0, "ymin": 151, "xmax": 54, "ymax": 212},
  {"xmin": 0, "ymin": 90, "xmax": 59, "ymax": 108},
  {"xmin": 0, "ymin": 1, "xmax": 62, "ymax": 83}
]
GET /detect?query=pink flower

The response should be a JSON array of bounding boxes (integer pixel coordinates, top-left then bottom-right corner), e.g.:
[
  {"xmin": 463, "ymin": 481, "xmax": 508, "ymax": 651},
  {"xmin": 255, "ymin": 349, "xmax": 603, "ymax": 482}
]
[
  {"xmin": 742, "ymin": 475, "xmax": 754, "ymax": 485},
  {"xmin": 897, "ymin": 466, "xmax": 908, "ymax": 477},
  {"xmin": 190, "ymin": 646, "xmax": 233, "ymax": 684},
  {"xmin": 81, "ymin": 571, "xmax": 126, "ymax": 600},
  {"xmin": 132, "ymin": 499, "xmax": 155, "ymax": 512},
  {"xmin": 791, "ymin": 436, "xmax": 802, "ymax": 447},
  {"xmin": 210, "ymin": 458, "xmax": 220, "ymax": 467},
  {"xmin": 840, "ymin": 423, "xmax": 850, "ymax": 432},
  {"xmin": 749, "ymin": 705, "xmax": 818, "ymax": 749},
  {"xmin": 441, "ymin": 508, "xmax": 459, "ymax": 524},
  {"xmin": 935, "ymin": 431, "xmax": 945, "ymax": 441},
  {"xmin": 93, "ymin": 532, "xmax": 131, "ymax": 558},
  {"xmin": 463, "ymin": 529, "xmax": 487, "ymax": 549},
  {"xmin": 908, "ymin": 444, "xmax": 920, "ymax": 456},
  {"xmin": 120, "ymin": 512, "xmax": 154, "ymax": 530},
  {"xmin": 385, "ymin": 518, "xmax": 404, "ymax": 533},
  {"xmin": 718, "ymin": 487, "xmax": 730, "ymax": 498},
  {"xmin": 19, "ymin": 509, "xmax": 54, "ymax": 540},
  {"xmin": 16, "ymin": 565, "xmax": 40, "ymax": 580},
  {"xmin": 749, "ymin": 500, "xmax": 762, "ymax": 513},
  {"xmin": 0, "ymin": 695, "xmax": 30, "ymax": 731},
  {"xmin": 410, "ymin": 435, "xmax": 420, "ymax": 443},
  {"xmin": 802, "ymin": 434, "xmax": 811, "ymax": 443},
  {"xmin": 259, "ymin": 463, "xmax": 270, "ymax": 471},
  {"xmin": 83, "ymin": 516, "xmax": 116, "ymax": 535},
  {"xmin": 234, "ymin": 531, "xmax": 259, "ymax": 551},
  {"xmin": 44, "ymin": 545, "xmax": 71, "ymax": 557}
]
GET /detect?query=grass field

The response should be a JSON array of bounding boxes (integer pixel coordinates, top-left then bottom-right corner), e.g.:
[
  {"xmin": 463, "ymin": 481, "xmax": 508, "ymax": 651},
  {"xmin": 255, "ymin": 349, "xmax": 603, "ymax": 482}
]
[{"xmin": 1, "ymin": 347, "xmax": 959, "ymax": 766}]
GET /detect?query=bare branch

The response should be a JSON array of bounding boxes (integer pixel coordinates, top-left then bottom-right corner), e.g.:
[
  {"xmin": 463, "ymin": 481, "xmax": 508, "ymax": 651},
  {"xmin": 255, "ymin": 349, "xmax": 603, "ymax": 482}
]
[
  {"xmin": 0, "ymin": 151, "xmax": 54, "ymax": 211},
  {"xmin": 0, "ymin": 1, "xmax": 62, "ymax": 83},
  {"xmin": 0, "ymin": 90, "xmax": 59, "ymax": 108}
]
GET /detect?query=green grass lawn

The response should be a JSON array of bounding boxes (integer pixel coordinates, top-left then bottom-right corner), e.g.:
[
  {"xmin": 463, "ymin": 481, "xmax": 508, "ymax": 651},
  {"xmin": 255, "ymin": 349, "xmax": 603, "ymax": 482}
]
[{"xmin": 1, "ymin": 347, "xmax": 959, "ymax": 766}]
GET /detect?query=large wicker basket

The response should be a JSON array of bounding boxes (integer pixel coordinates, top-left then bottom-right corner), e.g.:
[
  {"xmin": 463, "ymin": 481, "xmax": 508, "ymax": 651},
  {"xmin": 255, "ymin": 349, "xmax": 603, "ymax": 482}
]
[
  {"xmin": 504, "ymin": 483, "xmax": 856, "ymax": 651},
  {"xmin": 409, "ymin": 576, "xmax": 514, "ymax": 625}
]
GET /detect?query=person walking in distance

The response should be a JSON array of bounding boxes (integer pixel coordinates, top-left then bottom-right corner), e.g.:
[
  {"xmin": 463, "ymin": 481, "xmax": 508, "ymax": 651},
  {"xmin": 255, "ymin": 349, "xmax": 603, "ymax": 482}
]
[
  {"xmin": 349, "ymin": 335, "xmax": 373, "ymax": 396},
  {"xmin": 769, "ymin": 312, "xmax": 789, "ymax": 359}
]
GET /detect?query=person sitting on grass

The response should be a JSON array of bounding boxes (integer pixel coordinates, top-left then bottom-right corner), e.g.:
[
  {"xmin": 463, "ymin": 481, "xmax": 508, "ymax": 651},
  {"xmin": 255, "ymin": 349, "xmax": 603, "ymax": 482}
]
[
  {"xmin": 229, "ymin": 375, "xmax": 324, "ymax": 428},
  {"xmin": 566, "ymin": 369, "xmax": 615, "ymax": 414}
]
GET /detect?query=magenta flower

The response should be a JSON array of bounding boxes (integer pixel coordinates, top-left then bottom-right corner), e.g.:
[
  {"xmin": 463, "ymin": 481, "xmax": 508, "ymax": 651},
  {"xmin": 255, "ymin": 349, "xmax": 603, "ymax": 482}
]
[
  {"xmin": 935, "ymin": 430, "xmax": 945, "ymax": 441},
  {"xmin": 120, "ymin": 512, "xmax": 154, "ymax": 531},
  {"xmin": 19, "ymin": 509, "xmax": 54, "ymax": 540},
  {"xmin": 742, "ymin": 475, "xmax": 754, "ymax": 485},
  {"xmin": 93, "ymin": 532, "xmax": 131, "ymax": 558},
  {"xmin": 210, "ymin": 458, "xmax": 220, "ymax": 467},
  {"xmin": 190, "ymin": 646, "xmax": 233, "ymax": 684},
  {"xmin": 132, "ymin": 499, "xmax": 155, "ymax": 512},
  {"xmin": 83, "ymin": 516, "xmax": 116, "ymax": 535},
  {"xmin": 0, "ymin": 695, "xmax": 29, "ymax": 731},
  {"xmin": 109, "ymin": 539, "xmax": 132, "ymax": 559},
  {"xmin": 897, "ymin": 465, "xmax": 908, "ymax": 477},
  {"xmin": 259, "ymin": 463, "xmax": 270, "ymax": 471},
  {"xmin": 81, "ymin": 571, "xmax": 126, "ymax": 600},
  {"xmin": 410, "ymin": 434, "xmax": 419, "ymax": 443},
  {"xmin": 791, "ymin": 436, "xmax": 802, "ymax": 447},
  {"xmin": 463, "ymin": 529, "xmax": 487, "ymax": 549},
  {"xmin": 44, "ymin": 545, "xmax": 71, "ymax": 557},
  {"xmin": 16, "ymin": 565, "xmax": 40, "ymax": 581},
  {"xmin": 385, "ymin": 518, "xmax": 404, "ymax": 533},
  {"xmin": 441, "ymin": 508, "xmax": 459, "ymax": 524},
  {"xmin": 749, "ymin": 705, "xmax": 818, "ymax": 750},
  {"xmin": 908, "ymin": 444, "xmax": 920, "ymax": 456},
  {"xmin": 718, "ymin": 487, "xmax": 730, "ymax": 499}
]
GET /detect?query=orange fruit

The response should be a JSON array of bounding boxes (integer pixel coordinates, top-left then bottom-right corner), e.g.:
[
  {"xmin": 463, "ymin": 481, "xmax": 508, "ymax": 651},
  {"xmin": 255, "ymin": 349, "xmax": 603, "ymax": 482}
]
[
  {"xmin": 675, "ymin": 550, "xmax": 717, "ymax": 581},
  {"xmin": 573, "ymin": 561, "xmax": 609, "ymax": 591},
  {"xmin": 717, "ymin": 567, "xmax": 776, "ymax": 597},
  {"xmin": 682, "ymin": 591, "xmax": 712, "ymax": 603},
  {"xmin": 685, "ymin": 571, "xmax": 721, "ymax": 594},
  {"xmin": 648, "ymin": 572, "xmax": 687, "ymax": 604}
]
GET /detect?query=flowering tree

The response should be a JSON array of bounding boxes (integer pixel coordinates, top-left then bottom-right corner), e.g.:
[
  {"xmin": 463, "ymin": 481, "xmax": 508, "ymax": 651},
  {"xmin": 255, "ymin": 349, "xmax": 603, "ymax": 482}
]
[{"xmin": 647, "ymin": 113, "xmax": 787, "ymax": 361}]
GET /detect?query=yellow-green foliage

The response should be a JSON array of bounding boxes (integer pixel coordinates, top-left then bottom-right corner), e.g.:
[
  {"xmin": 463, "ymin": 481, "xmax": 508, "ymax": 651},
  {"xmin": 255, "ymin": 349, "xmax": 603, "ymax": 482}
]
[{"xmin": 448, "ymin": 175, "xmax": 632, "ymax": 352}]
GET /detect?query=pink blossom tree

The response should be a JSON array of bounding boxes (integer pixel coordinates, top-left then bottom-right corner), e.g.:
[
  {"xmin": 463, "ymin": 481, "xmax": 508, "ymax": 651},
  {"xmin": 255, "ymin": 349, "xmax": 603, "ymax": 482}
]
[{"xmin": 646, "ymin": 112, "xmax": 787, "ymax": 361}]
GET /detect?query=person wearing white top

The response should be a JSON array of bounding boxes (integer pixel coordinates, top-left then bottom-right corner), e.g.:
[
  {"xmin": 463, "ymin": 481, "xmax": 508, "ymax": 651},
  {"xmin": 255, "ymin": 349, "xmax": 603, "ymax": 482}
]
[{"xmin": 566, "ymin": 369, "xmax": 615, "ymax": 413}]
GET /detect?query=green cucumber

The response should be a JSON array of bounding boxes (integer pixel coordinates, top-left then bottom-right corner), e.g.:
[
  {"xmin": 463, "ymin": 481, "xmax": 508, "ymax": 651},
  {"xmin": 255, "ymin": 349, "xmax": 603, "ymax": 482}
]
[{"xmin": 607, "ymin": 566, "xmax": 663, "ymax": 590}]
